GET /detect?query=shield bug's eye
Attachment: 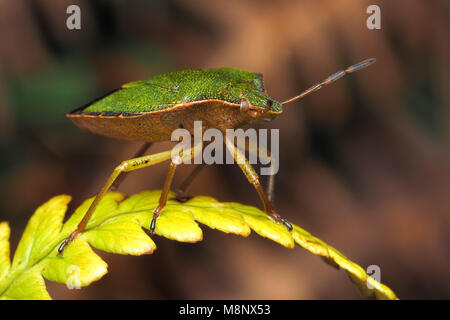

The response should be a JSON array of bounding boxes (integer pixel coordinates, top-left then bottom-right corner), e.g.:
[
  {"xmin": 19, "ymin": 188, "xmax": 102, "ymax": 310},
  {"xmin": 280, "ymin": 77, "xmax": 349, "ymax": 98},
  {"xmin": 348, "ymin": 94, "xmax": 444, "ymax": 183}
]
[{"xmin": 239, "ymin": 93, "xmax": 249, "ymax": 113}]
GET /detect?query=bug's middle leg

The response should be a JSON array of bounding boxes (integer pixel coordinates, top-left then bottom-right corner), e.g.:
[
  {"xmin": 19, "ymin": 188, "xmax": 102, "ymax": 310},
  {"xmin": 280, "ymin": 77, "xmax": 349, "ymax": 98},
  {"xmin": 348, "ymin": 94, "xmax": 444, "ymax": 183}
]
[
  {"xmin": 174, "ymin": 139, "xmax": 214, "ymax": 201},
  {"xmin": 224, "ymin": 136, "xmax": 292, "ymax": 231},
  {"xmin": 174, "ymin": 164, "xmax": 205, "ymax": 201},
  {"xmin": 150, "ymin": 161, "xmax": 177, "ymax": 232},
  {"xmin": 150, "ymin": 141, "xmax": 203, "ymax": 232}
]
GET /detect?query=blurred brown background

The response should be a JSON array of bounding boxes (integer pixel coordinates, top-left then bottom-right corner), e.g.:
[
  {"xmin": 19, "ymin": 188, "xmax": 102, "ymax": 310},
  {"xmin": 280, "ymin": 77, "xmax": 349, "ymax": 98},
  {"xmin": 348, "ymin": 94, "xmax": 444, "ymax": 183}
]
[{"xmin": 1, "ymin": 0, "xmax": 449, "ymax": 299}]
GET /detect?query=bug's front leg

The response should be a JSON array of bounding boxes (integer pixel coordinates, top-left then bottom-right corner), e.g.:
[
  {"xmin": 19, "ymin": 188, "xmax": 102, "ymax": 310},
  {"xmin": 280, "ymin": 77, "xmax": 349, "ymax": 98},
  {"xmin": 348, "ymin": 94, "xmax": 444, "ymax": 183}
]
[
  {"xmin": 234, "ymin": 134, "xmax": 277, "ymax": 203},
  {"xmin": 224, "ymin": 136, "xmax": 292, "ymax": 231}
]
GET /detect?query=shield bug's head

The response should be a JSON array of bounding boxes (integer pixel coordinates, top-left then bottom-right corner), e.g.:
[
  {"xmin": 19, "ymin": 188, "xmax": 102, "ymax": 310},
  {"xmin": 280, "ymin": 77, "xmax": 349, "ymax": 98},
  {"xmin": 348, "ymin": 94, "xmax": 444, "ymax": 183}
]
[
  {"xmin": 234, "ymin": 58, "xmax": 376, "ymax": 120},
  {"xmin": 218, "ymin": 71, "xmax": 283, "ymax": 119}
]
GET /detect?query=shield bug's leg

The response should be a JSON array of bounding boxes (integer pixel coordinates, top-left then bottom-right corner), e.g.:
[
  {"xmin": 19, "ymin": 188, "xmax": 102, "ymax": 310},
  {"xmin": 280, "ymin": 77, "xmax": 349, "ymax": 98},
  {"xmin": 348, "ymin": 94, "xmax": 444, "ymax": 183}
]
[
  {"xmin": 250, "ymin": 143, "xmax": 276, "ymax": 203},
  {"xmin": 174, "ymin": 138, "xmax": 215, "ymax": 201},
  {"xmin": 234, "ymin": 134, "xmax": 277, "ymax": 203},
  {"xmin": 150, "ymin": 141, "xmax": 203, "ymax": 231},
  {"xmin": 266, "ymin": 171, "xmax": 275, "ymax": 204},
  {"xmin": 281, "ymin": 58, "xmax": 376, "ymax": 105},
  {"xmin": 224, "ymin": 136, "xmax": 292, "ymax": 231},
  {"xmin": 175, "ymin": 164, "xmax": 205, "ymax": 201},
  {"xmin": 150, "ymin": 161, "xmax": 178, "ymax": 232},
  {"xmin": 111, "ymin": 142, "xmax": 153, "ymax": 191},
  {"xmin": 58, "ymin": 146, "xmax": 197, "ymax": 255},
  {"xmin": 174, "ymin": 137, "xmax": 207, "ymax": 201}
]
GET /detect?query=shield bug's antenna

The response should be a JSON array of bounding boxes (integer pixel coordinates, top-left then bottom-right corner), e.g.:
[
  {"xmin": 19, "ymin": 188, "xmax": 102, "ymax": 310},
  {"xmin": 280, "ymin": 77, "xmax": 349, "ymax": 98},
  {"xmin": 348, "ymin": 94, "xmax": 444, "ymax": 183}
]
[{"xmin": 281, "ymin": 58, "xmax": 376, "ymax": 105}]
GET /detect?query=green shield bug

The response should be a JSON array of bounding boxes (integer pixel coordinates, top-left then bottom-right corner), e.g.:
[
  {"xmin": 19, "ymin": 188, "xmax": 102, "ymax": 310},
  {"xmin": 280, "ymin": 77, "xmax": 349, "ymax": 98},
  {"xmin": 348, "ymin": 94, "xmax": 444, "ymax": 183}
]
[{"xmin": 59, "ymin": 59, "xmax": 376, "ymax": 254}]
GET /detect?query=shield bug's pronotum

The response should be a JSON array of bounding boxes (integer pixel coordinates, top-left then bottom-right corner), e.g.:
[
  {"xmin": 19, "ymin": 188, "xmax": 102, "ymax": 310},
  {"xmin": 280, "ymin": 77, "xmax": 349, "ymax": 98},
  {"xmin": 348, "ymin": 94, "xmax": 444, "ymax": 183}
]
[{"xmin": 58, "ymin": 58, "xmax": 376, "ymax": 254}]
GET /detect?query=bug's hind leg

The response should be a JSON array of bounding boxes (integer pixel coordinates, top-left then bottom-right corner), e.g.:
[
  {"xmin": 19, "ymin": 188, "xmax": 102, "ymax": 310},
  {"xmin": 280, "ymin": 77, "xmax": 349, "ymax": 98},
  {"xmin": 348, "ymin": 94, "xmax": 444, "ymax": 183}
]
[
  {"xmin": 111, "ymin": 142, "xmax": 152, "ymax": 191},
  {"xmin": 224, "ymin": 136, "xmax": 292, "ymax": 231},
  {"xmin": 58, "ymin": 145, "xmax": 199, "ymax": 255}
]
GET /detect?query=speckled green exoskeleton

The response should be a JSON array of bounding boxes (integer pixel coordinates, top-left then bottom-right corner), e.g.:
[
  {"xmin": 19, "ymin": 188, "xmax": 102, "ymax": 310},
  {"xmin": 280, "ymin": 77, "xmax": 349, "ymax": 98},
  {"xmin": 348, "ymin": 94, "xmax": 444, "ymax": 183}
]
[{"xmin": 59, "ymin": 59, "xmax": 376, "ymax": 254}]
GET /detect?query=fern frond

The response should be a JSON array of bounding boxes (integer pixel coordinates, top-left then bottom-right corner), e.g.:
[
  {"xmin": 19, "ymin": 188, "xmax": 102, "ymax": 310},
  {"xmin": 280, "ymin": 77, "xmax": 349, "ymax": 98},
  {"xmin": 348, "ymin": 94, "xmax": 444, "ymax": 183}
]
[{"xmin": 0, "ymin": 190, "xmax": 398, "ymax": 300}]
